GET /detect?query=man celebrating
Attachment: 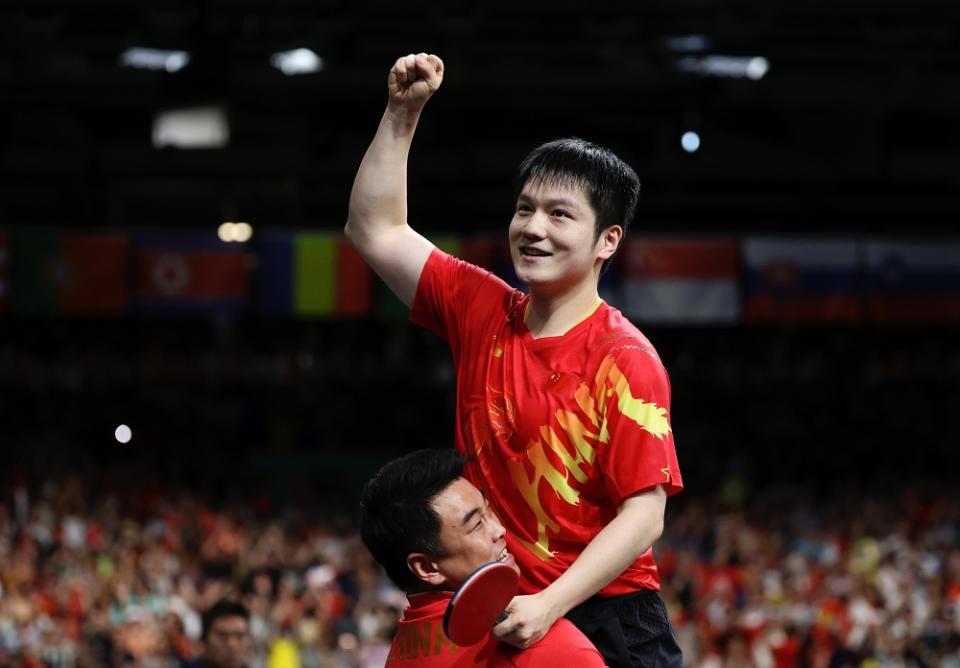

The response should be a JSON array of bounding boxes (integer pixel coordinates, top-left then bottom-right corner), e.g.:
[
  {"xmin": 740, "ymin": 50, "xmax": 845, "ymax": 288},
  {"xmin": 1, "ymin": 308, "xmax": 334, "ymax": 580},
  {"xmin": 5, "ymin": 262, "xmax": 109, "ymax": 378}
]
[
  {"xmin": 346, "ymin": 53, "xmax": 683, "ymax": 667},
  {"xmin": 360, "ymin": 448, "xmax": 604, "ymax": 666}
]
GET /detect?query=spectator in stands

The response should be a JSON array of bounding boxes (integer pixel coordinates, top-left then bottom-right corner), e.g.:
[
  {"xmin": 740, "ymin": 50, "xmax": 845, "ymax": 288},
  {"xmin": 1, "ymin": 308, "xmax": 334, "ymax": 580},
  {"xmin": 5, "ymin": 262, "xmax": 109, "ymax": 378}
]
[{"xmin": 185, "ymin": 599, "xmax": 251, "ymax": 668}]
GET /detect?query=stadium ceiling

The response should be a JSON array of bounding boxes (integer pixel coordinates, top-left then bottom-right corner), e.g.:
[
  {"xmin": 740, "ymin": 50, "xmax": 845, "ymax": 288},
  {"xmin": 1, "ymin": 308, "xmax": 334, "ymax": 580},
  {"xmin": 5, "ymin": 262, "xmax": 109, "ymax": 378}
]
[{"xmin": 3, "ymin": 1, "xmax": 960, "ymax": 233}]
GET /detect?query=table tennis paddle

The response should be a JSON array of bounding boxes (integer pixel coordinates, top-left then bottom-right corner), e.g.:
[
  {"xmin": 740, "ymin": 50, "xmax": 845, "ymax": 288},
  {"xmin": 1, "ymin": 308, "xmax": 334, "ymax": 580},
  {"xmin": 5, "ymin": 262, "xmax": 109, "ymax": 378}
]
[{"xmin": 443, "ymin": 561, "xmax": 519, "ymax": 646}]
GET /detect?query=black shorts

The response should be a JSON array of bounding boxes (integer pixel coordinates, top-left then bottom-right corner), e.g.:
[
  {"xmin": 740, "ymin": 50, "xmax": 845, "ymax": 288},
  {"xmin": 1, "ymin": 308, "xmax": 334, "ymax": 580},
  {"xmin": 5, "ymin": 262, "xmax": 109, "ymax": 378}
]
[{"xmin": 565, "ymin": 589, "xmax": 683, "ymax": 668}]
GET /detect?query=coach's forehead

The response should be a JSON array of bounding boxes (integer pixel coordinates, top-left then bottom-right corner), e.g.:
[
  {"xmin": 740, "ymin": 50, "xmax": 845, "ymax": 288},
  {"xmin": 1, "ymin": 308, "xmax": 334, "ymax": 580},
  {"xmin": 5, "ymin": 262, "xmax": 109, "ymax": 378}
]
[{"xmin": 431, "ymin": 478, "xmax": 483, "ymax": 528}]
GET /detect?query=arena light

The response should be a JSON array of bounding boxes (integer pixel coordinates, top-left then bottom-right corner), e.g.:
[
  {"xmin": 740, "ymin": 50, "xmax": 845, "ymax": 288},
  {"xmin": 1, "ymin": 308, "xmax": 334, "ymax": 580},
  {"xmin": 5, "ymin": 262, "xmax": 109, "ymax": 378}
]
[
  {"xmin": 681, "ymin": 131, "xmax": 701, "ymax": 153},
  {"xmin": 270, "ymin": 48, "xmax": 324, "ymax": 75},
  {"xmin": 152, "ymin": 106, "xmax": 229, "ymax": 149},
  {"xmin": 120, "ymin": 47, "xmax": 191, "ymax": 73},
  {"xmin": 115, "ymin": 424, "xmax": 132, "ymax": 444},
  {"xmin": 676, "ymin": 55, "xmax": 770, "ymax": 80},
  {"xmin": 217, "ymin": 222, "xmax": 253, "ymax": 243}
]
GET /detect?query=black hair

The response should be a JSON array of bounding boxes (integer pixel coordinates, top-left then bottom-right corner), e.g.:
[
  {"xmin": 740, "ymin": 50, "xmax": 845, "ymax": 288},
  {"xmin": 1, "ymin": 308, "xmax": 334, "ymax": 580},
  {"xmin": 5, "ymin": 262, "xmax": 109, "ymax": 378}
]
[
  {"xmin": 514, "ymin": 137, "xmax": 640, "ymax": 275},
  {"xmin": 359, "ymin": 449, "xmax": 467, "ymax": 591},
  {"xmin": 201, "ymin": 599, "xmax": 249, "ymax": 640}
]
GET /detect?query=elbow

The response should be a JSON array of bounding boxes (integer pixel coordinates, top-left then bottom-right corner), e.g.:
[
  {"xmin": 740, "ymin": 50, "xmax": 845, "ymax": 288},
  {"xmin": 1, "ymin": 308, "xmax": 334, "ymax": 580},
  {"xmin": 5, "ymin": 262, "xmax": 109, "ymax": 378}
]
[{"xmin": 344, "ymin": 217, "xmax": 363, "ymax": 248}]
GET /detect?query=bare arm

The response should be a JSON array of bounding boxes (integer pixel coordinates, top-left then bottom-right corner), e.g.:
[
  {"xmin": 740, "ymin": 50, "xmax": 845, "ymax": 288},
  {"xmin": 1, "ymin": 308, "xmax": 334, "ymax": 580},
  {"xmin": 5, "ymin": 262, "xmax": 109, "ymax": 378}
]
[
  {"xmin": 344, "ymin": 53, "xmax": 444, "ymax": 307},
  {"xmin": 493, "ymin": 484, "xmax": 667, "ymax": 648}
]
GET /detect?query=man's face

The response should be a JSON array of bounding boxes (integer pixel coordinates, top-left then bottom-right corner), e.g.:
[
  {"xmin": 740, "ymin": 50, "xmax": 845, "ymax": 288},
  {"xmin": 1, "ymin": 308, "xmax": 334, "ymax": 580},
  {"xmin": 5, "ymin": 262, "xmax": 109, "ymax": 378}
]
[
  {"xmin": 430, "ymin": 478, "xmax": 517, "ymax": 588},
  {"xmin": 509, "ymin": 179, "xmax": 615, "ymax": 294},
  {"xmin": 205, "ymin": 615, "xmax": 251, "ymax": 668}
]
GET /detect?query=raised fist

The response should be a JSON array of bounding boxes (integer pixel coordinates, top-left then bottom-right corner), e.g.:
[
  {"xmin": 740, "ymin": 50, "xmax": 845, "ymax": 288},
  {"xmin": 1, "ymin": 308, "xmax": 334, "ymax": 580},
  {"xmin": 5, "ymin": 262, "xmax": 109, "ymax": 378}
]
[{"xmin": 387, "ymin": 53, "xmax": 444, "ymax": 112}]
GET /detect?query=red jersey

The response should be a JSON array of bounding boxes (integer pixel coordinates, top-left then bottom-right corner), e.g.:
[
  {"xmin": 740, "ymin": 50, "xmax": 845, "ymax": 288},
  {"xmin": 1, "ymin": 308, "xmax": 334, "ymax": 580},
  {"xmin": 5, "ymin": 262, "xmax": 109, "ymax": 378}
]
[
  {"xmin": 411, "ymin": 250, "xmax": 683, "ymax": 596},
  {"xmin": 386, "ymin": 591, "xmax": 605, "ymax": 667}
]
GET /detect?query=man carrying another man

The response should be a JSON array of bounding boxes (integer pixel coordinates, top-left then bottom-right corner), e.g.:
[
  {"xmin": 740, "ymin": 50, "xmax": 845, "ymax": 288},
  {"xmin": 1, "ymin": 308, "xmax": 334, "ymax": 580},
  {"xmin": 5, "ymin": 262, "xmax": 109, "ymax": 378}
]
[{"xmin": 360, "ymin": 448, "xmax": 605, "ymax": 666}]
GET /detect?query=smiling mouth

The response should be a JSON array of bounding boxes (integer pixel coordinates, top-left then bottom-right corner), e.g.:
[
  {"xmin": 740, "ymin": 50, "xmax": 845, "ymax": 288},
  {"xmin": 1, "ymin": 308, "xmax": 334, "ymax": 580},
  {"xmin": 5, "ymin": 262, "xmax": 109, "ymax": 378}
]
[
  {"xmin": 520, "ymin": 247, "xmax": 552, "ymax": 257},
  {"xmin": 497, "ymin": 547, "xmax": 509, "ymax": 562}
]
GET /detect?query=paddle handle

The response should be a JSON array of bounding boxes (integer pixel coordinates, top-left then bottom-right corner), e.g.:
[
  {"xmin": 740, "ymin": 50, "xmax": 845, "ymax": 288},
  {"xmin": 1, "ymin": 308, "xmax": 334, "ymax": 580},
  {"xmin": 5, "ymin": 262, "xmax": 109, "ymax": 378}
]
[{"xmin": 494, "ymin": 611, "xmax": 509, "ymax": 626}]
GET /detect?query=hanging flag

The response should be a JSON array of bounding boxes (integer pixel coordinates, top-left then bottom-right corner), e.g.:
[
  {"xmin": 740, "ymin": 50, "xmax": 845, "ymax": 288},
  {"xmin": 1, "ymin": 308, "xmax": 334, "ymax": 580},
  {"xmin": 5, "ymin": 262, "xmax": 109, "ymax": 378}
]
[
  {"xmin": 865, "ymin": 240, "xmax": 960, "ymax": 322},
  {"xmin": 135, "ymin": 232, "xmax": 248, "ymax": 311},
  {"xmin": 622, "ymin": 238, "xmax": 739, "ymax": 324},
  {"xmin": 743, "ymin": 238, "xmax": 862, "ymax": 322},
  {"xmin": 256, "ymin": 231, "xmax": 372, "ymax": 317},
  {"xmin": 11, "ymin": 233, "xmax": 129, "ymax": 315},
  {"xmin": 0, "ymin": 233, "xmax": 8, "ymax": 312}
]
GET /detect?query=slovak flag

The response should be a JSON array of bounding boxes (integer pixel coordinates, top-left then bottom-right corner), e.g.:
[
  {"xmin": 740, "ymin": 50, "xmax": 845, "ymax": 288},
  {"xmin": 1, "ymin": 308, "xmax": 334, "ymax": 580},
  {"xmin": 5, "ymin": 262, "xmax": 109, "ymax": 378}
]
[{"xmin": 743, "ymin": 238, "xmax": 862, "ymax": 322}]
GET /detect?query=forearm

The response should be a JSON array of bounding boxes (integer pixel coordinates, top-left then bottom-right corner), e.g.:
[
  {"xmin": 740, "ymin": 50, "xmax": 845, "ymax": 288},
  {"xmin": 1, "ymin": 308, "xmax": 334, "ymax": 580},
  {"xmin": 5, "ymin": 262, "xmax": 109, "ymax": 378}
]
[
  {"xmin": 540, "ymin": 489, "xmax": 666, "ymax": 618},
  {"xmin": 345, "ymin": 105, "xmax": 421, "ymax": 244}
]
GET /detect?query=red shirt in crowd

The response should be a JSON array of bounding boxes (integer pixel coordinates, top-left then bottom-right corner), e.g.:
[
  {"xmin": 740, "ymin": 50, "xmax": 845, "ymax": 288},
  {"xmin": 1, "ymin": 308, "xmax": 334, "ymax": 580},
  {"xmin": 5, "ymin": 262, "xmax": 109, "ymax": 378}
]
[
  {"xmin": 385, "ymin": 591, "xmax": 605, "ymax": 667},
  {"xmin": 411, "ymin": 250, "xmax": 683, "ymax": 597}
]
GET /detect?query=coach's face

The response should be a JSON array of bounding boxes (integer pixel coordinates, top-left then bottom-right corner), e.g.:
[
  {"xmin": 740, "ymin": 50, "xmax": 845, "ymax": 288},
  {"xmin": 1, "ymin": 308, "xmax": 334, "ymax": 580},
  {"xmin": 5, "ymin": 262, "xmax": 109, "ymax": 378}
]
[{"xmin": 410, "ymin": 478, "xmax": 517, "ymax": 590}]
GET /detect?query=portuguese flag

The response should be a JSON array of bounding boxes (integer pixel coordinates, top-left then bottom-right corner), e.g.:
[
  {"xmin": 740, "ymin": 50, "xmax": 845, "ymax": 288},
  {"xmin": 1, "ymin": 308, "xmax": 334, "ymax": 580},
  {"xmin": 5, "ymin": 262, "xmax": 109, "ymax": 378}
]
[{"xmin": 11, "ymin": 233, "xmax": 129, "ymax": 314}]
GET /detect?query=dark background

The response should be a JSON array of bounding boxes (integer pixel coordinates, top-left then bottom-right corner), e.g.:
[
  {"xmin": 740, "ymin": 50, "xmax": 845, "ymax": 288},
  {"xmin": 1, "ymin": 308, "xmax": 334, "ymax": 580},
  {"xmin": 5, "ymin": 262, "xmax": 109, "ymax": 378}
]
[{"xmin": 2, "ymin": 0, "xmax": 958, "ymax": 494}]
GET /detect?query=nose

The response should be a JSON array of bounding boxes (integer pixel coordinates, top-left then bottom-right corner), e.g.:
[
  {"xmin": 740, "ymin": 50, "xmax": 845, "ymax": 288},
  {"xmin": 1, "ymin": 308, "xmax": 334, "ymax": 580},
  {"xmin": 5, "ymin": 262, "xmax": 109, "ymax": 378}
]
[
  {"xmin": 518, "ymin": 209, "xmax": 547, "ymax": 240},
  {"xmin": 489, "ymin": 510, "xmax": 506, "ymax": 542}
]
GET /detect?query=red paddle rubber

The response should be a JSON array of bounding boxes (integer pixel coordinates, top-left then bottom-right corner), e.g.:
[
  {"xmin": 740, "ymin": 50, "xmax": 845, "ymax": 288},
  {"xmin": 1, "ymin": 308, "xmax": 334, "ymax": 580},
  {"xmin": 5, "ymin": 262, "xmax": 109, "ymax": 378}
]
[{"xmin": 443, "ymin": 561, "xmax": 519, "ymax": 646}]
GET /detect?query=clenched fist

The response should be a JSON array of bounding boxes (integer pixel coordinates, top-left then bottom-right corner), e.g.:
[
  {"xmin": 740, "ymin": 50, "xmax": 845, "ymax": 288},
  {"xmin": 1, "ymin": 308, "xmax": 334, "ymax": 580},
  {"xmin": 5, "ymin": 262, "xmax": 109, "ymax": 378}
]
[{"xmin": 387, "ymin": 53, "xmax": 444, "ymax": 113}]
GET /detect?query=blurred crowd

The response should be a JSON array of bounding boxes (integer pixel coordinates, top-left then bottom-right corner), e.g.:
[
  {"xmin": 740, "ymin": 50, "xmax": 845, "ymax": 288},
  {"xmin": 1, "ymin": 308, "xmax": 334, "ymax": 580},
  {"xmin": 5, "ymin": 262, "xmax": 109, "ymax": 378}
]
[
  {"xmin": 661, "ymin": 480, "xmax": 960, "ymax": 667},
  {"xmin": 0, "ymin": 475, "xmax": 402, "ymax": 668},
  {"xmin": 1, "ymin": 472, "xmax": 958, "ymax": 668}
]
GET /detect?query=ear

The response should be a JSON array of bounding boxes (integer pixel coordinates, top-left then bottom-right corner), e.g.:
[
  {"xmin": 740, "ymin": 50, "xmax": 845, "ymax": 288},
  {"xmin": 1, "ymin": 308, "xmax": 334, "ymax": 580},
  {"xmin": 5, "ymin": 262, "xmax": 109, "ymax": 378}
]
[
  {"xmin": 407, "ymin": 553, "xmax": 447, "ymax": 588},
  {"xmin": 596, "ymin": 225, "xmax": 623, "ymax": 261}
]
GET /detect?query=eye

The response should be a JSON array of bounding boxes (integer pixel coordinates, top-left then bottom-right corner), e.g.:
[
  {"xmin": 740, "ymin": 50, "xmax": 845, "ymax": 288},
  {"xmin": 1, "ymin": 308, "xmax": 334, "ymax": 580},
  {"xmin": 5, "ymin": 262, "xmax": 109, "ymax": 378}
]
[
  {"xmin": 516, "ymin": 203, "xmax": 532, "ymax": 214},
  {"xmin": 551, "ymin": 209, "xmax": 570, "ymax": 219}
]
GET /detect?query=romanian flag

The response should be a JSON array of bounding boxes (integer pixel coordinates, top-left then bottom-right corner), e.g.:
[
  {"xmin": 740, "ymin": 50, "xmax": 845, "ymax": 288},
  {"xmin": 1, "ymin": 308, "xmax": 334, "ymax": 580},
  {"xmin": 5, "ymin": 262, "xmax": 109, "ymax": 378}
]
[
  {"xmin": 622, "ymin": 238, "xmax": 739, "ymax": 324},
  {"xmin": 135, "ymin": 233, "xmax": 249, "ymax": 311},
  {"xmin": 257, "ymin": 231, "xmax": 372, "ymax": 317},
  {"xmin": 743, "ymin": 238, "xmax": 862, "ymax": 322},
  {"xmin": 11, "ymin": 233, "xmax": 129, "ymax": 314},
  {"xmin": 865, "ymin": 240, "xmax": 960, "ymax": 322}
]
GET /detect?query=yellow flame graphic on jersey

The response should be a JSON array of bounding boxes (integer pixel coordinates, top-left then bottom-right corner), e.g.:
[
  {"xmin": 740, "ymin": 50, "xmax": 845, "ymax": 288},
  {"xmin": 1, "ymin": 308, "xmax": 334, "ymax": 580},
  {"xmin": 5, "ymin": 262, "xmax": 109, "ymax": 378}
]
[{"xmin": 507, "ymin": 356, "xmax": 671, "ymax": 560}]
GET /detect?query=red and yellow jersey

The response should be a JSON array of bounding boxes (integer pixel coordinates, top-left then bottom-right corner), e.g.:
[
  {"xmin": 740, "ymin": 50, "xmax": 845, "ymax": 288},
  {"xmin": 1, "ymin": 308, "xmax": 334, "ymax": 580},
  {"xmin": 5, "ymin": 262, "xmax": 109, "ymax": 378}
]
[
  {"xmin": 412, "ymin": 250, "xmax": 683, "ymax": 597},
  {"xmin": 386, "ymin": 591, "xmax": 604, "ymax": 667}
]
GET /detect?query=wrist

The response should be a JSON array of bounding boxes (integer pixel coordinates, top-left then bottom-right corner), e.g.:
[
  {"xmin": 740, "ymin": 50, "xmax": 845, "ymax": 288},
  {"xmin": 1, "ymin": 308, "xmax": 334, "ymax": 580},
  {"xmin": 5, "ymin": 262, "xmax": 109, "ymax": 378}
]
[
  {"xmin": 537, "ymin": 585, "xmax": 573, "ymax": 622},
  {"xmin": 383, "ymin": 104, "xmax": 422, "ymax": 132}
]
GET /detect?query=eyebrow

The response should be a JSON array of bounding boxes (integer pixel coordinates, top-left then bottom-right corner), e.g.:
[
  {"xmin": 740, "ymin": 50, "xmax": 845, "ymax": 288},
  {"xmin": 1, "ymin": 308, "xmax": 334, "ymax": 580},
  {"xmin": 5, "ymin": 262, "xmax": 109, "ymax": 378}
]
[
  {"xmin": 517, "ymin": 193, "xmax": 583, "ymax": 212},
  {"xmin": 461, "ymin": 495, "xmax": 488, "ymax": 526}
]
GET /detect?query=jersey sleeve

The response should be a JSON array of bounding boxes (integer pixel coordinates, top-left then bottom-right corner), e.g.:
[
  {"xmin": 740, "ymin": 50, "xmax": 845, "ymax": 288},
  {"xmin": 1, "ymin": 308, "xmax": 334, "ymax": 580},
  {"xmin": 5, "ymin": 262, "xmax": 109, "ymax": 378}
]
[
  {"xmin": 594, "ymin": 343, "xmax": 683, "ymax": 508},
  {"xmin": 410, "ymin": 248, "xmax": 516, "ymax": 362}
]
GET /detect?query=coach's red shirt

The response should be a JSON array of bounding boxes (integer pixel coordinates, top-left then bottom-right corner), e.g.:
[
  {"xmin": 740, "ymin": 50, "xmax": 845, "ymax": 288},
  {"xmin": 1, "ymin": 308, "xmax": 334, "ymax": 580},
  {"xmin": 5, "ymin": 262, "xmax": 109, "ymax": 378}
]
[
  {"xmin": 412, "ymin": 250, "xmax": 683, "ymax": 597},
  {"xmin": 386, "ymin": 591, "xmax": 604, "ymax": 666}
]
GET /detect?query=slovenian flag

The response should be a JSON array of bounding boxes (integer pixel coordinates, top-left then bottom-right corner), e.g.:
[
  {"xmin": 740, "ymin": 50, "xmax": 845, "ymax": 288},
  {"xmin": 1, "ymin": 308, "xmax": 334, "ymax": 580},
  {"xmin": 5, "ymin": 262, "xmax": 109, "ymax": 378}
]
[
  {"xmin": 622, "ymin": 238, "xmax": 740, "ymax": 324},
  {"xmin": 743, "ymin": 238, "xmax": 862, "ymax": 322},
  {"xmin": 135, "ymin": 232, "xmax": 249, "ymax": 311},
  {"xmin": 865, "ymin": 240, "xmax": 960, "ymax": 322}
]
